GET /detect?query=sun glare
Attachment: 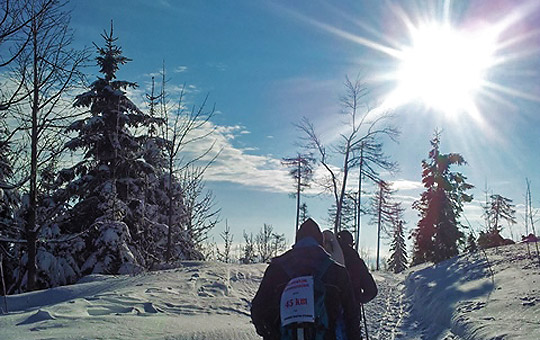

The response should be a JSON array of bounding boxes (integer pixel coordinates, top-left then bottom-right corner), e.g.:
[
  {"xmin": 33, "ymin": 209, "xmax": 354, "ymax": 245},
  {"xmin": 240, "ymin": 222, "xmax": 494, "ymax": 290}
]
[
  {"xmin": 388, "ymin": 23, "xmax": 498, "ymax": 117},
  {"xmin": 285, "ymin": 0, "xmax": 540, "ymax": 123}
]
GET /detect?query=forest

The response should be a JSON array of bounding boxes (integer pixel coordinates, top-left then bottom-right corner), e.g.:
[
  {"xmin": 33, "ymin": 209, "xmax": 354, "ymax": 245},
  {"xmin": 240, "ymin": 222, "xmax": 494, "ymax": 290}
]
[{"xmin": 1, "ymin": 0, "xmax": 539, "ymax": 298}]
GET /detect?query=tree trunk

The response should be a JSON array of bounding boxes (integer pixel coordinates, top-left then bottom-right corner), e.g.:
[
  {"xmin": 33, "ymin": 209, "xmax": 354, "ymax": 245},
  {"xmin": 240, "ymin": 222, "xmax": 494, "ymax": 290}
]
[
  {"xmin": 1, "ymin": 253, "xmax": 9, "ymax": 313},
  {"xmin": 26, "ymin": 19, "xmax": 40, "ymax": 291},
  {"xmin": 166, "ymin": 159, "xmax": 173, "ymax": 261},
  {"xmin": 295, "ymin": 159, "xmax": 301, "ymax": 233},
  {"xmin": 335, "ymin": 141, "xmax": 352, "ymax": 233},
  {"xmin": 376, "ymin": 184, "xmax": 382, "ymax": 271},
  {"xmin": 355, "ymin": 144, "xmax": 364, "ymax": 252}
]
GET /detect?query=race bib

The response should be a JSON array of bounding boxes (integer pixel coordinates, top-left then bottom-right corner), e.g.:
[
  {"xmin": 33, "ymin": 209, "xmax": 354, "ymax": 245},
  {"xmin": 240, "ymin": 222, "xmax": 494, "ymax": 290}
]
[{"xmin": 280, "ymin": 276, "xmax": 315, "ymax": 326}]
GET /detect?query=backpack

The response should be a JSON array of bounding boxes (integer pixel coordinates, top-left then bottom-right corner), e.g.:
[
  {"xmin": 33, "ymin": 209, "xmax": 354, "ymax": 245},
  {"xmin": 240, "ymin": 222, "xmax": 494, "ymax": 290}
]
[{"xmin": 279, "ymin": 256, "xmax": 333, "ymax": 340}]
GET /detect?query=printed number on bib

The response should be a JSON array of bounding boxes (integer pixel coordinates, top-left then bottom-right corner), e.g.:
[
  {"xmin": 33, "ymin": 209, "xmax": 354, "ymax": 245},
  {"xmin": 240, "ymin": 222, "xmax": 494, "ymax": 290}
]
[{"xmin": 280, "ymin": 276, "xmax": 315, "ymax": 326}]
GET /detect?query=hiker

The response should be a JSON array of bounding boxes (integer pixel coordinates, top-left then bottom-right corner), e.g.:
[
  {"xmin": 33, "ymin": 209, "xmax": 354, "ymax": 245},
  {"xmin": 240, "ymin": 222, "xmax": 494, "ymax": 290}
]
[
  {"xmin": 322, "ymin": 230, "xmax": 345, "ymax": 265},
  {"xmin": 251, "ymin": 218, "xmax": 362, "ymax": 340},
  {"xmin": 322, "ymin": 230, "xmax": 348, "ymax": 340},
  {"xmin": 336, "ymin": 230, "xmax": 377, "ymax": 304}
]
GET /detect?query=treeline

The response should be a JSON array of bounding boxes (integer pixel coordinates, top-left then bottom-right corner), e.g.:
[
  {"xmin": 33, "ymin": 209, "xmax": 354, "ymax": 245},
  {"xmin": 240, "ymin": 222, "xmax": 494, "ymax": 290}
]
[
  {"xmin": 0, "ymin": 1, "xmax": 219, "ymax": 293},
  {"xmin": 205, "ymin": 223, "xmax": 287, "ymax": 264}
]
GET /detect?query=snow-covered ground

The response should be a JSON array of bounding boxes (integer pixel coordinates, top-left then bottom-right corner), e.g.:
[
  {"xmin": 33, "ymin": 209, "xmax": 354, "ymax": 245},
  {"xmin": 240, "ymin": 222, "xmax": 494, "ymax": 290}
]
[{"xmin": 1, "ymin": 243, "xmax": 539, "ymax": 339}]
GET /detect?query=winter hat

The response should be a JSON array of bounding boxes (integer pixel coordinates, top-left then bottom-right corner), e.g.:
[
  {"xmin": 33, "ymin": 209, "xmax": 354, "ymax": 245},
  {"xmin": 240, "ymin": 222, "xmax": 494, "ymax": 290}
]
[
  {"xmin": 296, "ymin": 218, "xmax": 323, "ymax": 245},
  {"xmin": 337, "ymin": 230, "xmax": 354, "ymax": 248}
]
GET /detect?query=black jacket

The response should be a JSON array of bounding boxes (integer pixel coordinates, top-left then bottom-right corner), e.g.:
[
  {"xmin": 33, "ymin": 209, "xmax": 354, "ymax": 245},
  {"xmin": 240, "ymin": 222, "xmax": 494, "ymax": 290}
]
[
  {"xmin": 341, "ymin": 245, "xmax": 377, "ymax": 304},
  {"xmin": 251, "ymin": 238, "xmax": 362, "ymax": 340}
]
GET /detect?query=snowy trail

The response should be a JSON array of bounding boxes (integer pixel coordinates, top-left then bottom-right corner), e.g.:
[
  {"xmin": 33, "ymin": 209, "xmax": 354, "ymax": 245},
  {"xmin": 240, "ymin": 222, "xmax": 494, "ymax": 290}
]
[
  {"xmin": 364, "ymin": 273, "xmax": 407, "ymax": 339},
  {"xmin": 0, "ymin": 263, "xmax": 456, "ymax": 340},
  {"xmin": 365, "ymin": 271, "xmax": 464, "ymax": 340},
  {"xmin": 2, "ymin": 244, "xmax": 539, "ymax": 339}
]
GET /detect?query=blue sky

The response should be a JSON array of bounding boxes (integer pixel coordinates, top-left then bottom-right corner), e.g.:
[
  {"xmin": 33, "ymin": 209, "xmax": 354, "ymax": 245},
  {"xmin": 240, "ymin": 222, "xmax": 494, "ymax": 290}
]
[{"xmin": 69, "ymin": 0, "xmax": 540, "ymax": 259}]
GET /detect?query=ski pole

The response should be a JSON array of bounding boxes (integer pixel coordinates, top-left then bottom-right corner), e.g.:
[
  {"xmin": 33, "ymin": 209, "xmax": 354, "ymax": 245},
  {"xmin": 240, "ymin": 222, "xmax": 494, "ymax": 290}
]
[
  {"xmin": 0, "ymin": 254, "xmax": 8, "ymax": 314},
  {"xmin": 361, "ymin": 303, "xmax": 369, "ymax": 340}
]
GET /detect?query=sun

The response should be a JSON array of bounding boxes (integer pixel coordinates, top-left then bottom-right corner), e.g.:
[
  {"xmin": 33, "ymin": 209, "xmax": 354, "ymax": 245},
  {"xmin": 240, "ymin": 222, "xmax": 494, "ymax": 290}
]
[
  {"xmin": 283, "ymin": 0, "xmax": 540, "ymax": 123},
  {"xmin": 387, "ymin": 23, "xmax": 498, "ymax": 117}
]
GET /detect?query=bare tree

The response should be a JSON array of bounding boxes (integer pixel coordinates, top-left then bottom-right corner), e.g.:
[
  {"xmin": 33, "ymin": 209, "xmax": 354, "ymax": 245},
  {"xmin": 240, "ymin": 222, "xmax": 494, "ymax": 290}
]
[
  {"xmin": 297, "ymin": 75, "xmax": 398, "ymax": 234},
  {"xmin": 154, "ymin": 64, "xmax": 219, "ymax": 260},
  {"xmin": 525, "ymin": 179, "xmax": 540, "ymax": 266},
  {"xmin": 6, "ymin": 0, "xmax": 87, "ymax": 291},
  {"xmin": 0, "ymin": 0, "xmax": 56, "ymax": 112},
  {"xmin": 178, "ymin": 165, "xmax": 220, "ymax": 248},
  {"xmin": 255, "ymin": 224, "xmax": 285, "ymax": 263}
]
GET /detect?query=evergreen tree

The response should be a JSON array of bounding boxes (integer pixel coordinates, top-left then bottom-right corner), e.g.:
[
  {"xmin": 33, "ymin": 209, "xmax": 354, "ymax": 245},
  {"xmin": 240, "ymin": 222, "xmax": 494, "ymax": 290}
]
[
  {"xmin": 412, "ymin": 131, "xmax": 473, "ymax": 264},
  {"xmin": 217, "ymin": 221, "xmax": 233, "ymax": 263},
  {"xmin": 0, "ymin": 137, "xmax": 20, "ymax": 292},
  {"xmin": 387, "ymin": 220, "xmax": 407, "ymax": 273},
  {"xmin": 465, "ymin": 232, "xmax": 478, "ymax": 253},
  {"xmin": 240, "ymin": 231, "xmax": 256, "ymax": 264},
  {"xmin": 328, "ymin": 191, "xmax": 357, "ymax": 233},
  {"xmin": 282, "ymin": 153, "xmax": 314, "ymax": 233},
  {"xmin": 59, "ymin": 25, "xmax": 162, "ymax": 274},
  {"xmin": 299, "ymin": 203, "xmax": 309, "ymax": 224},
  {"xmin": 0, "ymin": 139, "xmax": 18, "ymax": 237},
  {"xmin": 486, "ymin": 194, "xmax": 516, "ymax": 237}
]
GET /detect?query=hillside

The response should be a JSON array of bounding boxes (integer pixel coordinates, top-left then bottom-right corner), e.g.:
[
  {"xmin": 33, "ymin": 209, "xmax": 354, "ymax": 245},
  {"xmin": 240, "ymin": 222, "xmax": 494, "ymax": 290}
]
[
  {"xmin": 0, "ymin": 243, "xmax": 539, "ymax": 339},
  {"xmin": 400, "ymin": 243, "xmax": 540, "ymax": 339}
]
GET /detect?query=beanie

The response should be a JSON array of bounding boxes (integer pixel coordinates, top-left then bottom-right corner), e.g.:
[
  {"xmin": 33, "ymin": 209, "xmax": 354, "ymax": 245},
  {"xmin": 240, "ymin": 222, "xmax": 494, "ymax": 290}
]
[
  {"xmin": 296, "ymin": 218, "xmax": 323, "ymax": 245},
  {"xmin": 337, "ymin": 230, "xmax": 354, "ymax": 248}
]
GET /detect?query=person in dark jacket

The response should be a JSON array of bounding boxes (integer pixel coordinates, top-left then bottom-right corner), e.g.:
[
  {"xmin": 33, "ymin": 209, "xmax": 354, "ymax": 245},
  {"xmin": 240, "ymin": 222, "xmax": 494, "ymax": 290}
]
[
  {"xmin": 336, "ymin": 230, "xmax": 377, "ymax": 304},
  {"xmin": 251, "ymin": 218, "xmax": 362, "ymax": 340}
]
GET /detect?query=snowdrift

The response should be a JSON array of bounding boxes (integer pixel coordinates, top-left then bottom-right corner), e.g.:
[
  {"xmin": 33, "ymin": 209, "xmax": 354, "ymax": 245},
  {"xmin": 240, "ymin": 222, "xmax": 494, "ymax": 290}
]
[
  {"xmin": 0, "ymin": 262, "xmax": 267, "ymax": 340},
  {"xmin": 0, "ymin": 244, "xmax": 539, "ymax": 339},
  {"xmin": 404, "ymin": 243, "xmax": 540, "ymax": 339}
]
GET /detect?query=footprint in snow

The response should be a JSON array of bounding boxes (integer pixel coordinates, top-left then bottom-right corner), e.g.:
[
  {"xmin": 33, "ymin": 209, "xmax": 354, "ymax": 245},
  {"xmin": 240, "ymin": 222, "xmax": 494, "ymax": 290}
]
[{"xmin": 17, "ymin": 310, "xmax": 56, "ymax": 325}]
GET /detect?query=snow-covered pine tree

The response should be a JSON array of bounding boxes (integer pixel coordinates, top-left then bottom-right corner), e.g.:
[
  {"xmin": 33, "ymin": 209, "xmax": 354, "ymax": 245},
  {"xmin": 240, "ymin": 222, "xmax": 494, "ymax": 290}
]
[
  {"xmin": 387, "ymin": 220, "xmax": 407, "ymax": 273},
  {"xmin": 465, "ymin": 232, "xmax": 477, "ymax": 253},
  {"xmin": 28, "ymin": 159, "xmax": 82, "ymax": 289},
  {"xmin": 0, "ymin": 137, "xmax": 20, "ymax": 292},
  {"xmin": 217, "ymin": 222, "xmax": 233, "ymax": 263},
  {"xmin": 59, "ymin": 25, "xmax": 161, "ymax": 275},
  {"xmin": 240, "ymin": 231, "xmax": 256, "ymax": 264}
]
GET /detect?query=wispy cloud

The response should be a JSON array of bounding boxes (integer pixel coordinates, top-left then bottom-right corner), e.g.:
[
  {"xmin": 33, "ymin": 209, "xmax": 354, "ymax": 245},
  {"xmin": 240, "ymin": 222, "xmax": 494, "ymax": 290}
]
[
  {"xmin": 177, "ymin": 122, "xmax": 294, "ymax": 193},
  {"xmin": 125, "ymin": 79, "xmax": 298, "ymax": 194},
  {"xmin": 392, "ymin": 179, "xmax": 423, "ymax": 191},
  {"xmin": 174, "ymin": 66, "xmax": 188, "ymax": 73},
  {"xmin": 206, "ymin": 62, "xmax": 227, "ymax": 71}
]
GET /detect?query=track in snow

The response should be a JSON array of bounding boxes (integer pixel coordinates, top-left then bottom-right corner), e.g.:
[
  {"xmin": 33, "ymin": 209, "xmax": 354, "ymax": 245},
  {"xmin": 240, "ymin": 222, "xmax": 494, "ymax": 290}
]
[{"xmin": 364, "ymin": 272, "xmax": 463, "ymax": 340}]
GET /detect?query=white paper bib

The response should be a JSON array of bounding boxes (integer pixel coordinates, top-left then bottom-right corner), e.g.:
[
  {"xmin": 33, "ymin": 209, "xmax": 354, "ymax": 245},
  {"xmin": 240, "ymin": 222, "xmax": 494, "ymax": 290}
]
[{"xmin": 280, "ymin": 275, "xmax": 315, "ymax": 326}]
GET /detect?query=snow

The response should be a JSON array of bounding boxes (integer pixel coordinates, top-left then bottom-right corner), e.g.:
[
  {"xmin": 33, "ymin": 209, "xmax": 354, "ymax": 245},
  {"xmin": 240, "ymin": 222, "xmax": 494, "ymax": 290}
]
[
  {"xmin": 365, "ymin": 243, "xmax": 540, "ymax": 339},
  {"xmin": 1, "ymin": 244, "xmax": 539, "ymax": 339}
]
